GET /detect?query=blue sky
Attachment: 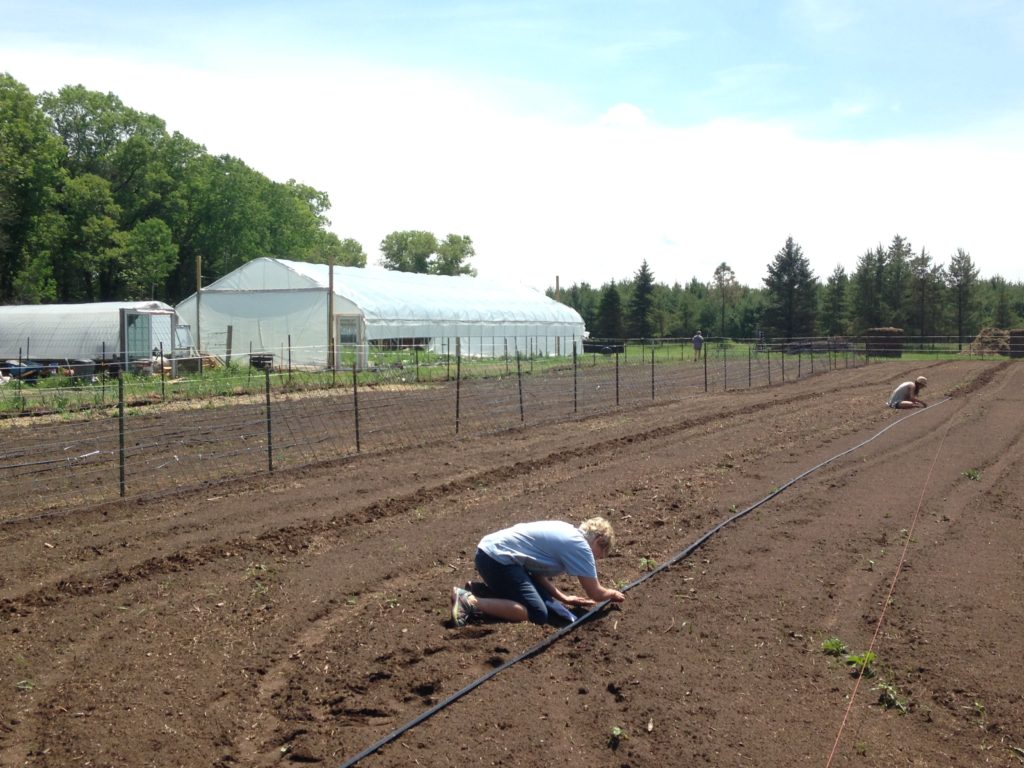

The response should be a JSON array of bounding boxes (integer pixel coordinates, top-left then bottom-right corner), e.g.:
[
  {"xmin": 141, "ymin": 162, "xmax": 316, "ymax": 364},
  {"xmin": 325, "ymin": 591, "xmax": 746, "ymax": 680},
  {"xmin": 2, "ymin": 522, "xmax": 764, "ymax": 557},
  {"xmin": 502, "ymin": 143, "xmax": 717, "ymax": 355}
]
[{"xmin": 3, "ymin": 0, "xmax": 1023, "ymax": 290}]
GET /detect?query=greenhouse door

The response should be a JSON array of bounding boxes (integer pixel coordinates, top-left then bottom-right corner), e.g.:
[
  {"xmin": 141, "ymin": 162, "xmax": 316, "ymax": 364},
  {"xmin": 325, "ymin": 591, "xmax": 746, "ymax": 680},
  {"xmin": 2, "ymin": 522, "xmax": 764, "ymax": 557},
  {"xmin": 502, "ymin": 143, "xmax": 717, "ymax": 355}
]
[
  {"xmin": 120, "ymin": 308, "xmax": 154, "ymax": 366},
  {"xmin": 336, "ymin": 316, "xmax": 367, "ymax": 370},
  {"xmin": 120, "ymin": 308, "xmax": 175, "ymax": 371}
]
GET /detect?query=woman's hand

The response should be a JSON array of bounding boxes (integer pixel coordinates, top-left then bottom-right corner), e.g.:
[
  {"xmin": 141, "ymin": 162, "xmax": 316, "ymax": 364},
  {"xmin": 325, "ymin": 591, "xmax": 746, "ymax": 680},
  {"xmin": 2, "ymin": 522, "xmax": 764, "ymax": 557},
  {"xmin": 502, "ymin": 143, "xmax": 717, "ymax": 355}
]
[{"xmin": 563, "ymin": 595, "xmax": 595, "ymax": 607}]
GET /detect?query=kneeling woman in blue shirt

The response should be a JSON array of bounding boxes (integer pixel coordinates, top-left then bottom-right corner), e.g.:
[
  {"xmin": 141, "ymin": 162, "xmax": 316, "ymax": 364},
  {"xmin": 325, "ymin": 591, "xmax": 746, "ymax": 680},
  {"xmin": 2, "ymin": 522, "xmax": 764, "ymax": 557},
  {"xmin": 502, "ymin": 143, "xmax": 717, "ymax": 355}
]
[{"xmin": 451, "ymin": 517, "xmax": 625, "ymax": 626}]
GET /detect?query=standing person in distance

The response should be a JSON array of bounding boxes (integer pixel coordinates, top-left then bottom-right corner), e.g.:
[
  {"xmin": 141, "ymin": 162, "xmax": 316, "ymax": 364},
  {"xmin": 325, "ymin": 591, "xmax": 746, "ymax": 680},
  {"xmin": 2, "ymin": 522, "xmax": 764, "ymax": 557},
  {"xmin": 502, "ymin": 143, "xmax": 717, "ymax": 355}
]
[
  {"xmin": 887, "ymin": 375, "xmax": 928, "ymax": 409},
  {"xmin": 450, "ymin": 517, "xmax": 625, "ymax": 627},
  {"xmin": 692, "ymin": 330, "xmax": 704, "ymax": 362}
]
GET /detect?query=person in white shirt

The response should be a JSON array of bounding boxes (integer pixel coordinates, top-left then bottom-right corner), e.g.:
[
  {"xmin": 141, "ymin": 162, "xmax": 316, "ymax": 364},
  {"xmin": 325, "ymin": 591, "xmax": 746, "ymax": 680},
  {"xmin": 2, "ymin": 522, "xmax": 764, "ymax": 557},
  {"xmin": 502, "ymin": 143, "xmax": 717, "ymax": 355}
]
[{"xmin": 887, "ymin": 376, "xmax": 928, "ymax": 409}]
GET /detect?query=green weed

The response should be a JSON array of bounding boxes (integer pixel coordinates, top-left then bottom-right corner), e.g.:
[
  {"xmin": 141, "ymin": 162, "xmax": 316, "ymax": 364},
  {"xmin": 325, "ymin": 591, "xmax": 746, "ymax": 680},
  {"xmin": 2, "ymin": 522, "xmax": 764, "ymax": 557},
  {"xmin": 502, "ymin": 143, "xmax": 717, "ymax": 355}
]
[
  {"xmin": 845, "ymin": 650, "xmax": 877, "ymax": 678},
  {"xmin": 962, "ymin": 468, "xmax": 981, "ymax": 481},
  {"xmin": 820, "ymin": 637, "xmax": 847, "ymax": 656},
  {"xmin": 638, "ymin": 557, "xmax": 657, "ymax": 571},
  {"xmin": 875, "ymin": 681, "xmax": 908, "ymax": 713}
]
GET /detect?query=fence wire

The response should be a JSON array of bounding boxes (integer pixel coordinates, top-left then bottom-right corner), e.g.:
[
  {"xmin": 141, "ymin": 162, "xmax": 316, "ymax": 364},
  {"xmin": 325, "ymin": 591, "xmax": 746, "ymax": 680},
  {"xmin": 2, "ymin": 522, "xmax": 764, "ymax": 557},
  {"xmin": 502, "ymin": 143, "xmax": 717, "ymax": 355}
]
[{"xmin": 0, "ymin": 341, "xmax": 867, "ymax": 522}]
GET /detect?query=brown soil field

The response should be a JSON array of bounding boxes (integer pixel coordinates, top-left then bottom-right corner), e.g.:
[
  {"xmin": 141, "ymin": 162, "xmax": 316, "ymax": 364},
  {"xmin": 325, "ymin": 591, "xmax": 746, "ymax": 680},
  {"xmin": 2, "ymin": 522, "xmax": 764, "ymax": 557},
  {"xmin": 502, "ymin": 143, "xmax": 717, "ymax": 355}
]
[{"xmin": 1, "ymin": 359, "xmax": 1022, "ymax": 767}]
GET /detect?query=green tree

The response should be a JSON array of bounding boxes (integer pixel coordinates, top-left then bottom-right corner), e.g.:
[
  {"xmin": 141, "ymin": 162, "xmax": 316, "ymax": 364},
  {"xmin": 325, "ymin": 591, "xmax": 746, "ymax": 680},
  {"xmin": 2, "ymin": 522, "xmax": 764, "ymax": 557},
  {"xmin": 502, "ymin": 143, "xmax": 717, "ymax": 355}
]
[
  {"xmin": 434, "ymin": 234, "xmax": 477, "ymax": 276},
  {"xmin": 907, "ymin": 248, "xmax": 946, "ymax": 337},
  {"xmin": 762, "ymin": 236, "xmax": 818, "ymax": 339},
  {"xmin": 820, "ymin": 265, "xmax": 849, "ymax": 336},
  {"xmin": 379, "ymin": 230, "xmax": 438, "ymax": 273},
  {"xmin": 593, "ymin": 282, "xmax": 625, "ymax": 339},
  {"xmin": 628, "ymin": 260, "xmax": 655, "ymax": 338},
  {"xmin": 947, "ymin": 248, "xmax": 979, "ymax": 347},
  {"xmin": 0, "ymin": 74, "xmax": 65, "ymax": 301},
  {"xmin": 991, "ymin": 277, "xmax": 1012, "ymax": 328},
  {"xmin": 112, "ymin": 218, "xmax": 178, "ymax": 299},
  {"xmin": 712, "ymin": 262, "xmax": 737, "ymax": 337},
  {"xmin": 851, "ymin": 245, "xmax": 888, "ymax": 331},
  {"xmin": 884, "ymin": 235, "xmax": 913, "ymax": 329},
  {"xmin": 52, "ymin": 172, "xmax": 122, "ymax": 301},
  {"xmin": 332, "ymin": 236, "xmax": 368, "ymax": 267}
]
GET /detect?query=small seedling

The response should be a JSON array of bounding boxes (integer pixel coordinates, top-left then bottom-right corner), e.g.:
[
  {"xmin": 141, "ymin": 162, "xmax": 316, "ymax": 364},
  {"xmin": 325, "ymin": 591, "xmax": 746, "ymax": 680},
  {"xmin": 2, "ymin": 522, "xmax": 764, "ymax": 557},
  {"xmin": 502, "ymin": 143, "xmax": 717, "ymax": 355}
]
[
  {"xmin": 866, "ymin": 559, "xmax": 875, "ymax": 571},
  {"xmin": 875, "ymin": 681, "xmax": 908, "ymax": 713},
  {"xmin": 969, "ymin": 700, "xmax": 987, "ymax": 730},
  {"xmin": 821, "ymin": 637, "xmax": 847, "ymax": 656},
  {"xmin": 962, "ymin": 468, "xmax": 981, "ymax": 481},
  {"xmin": 16, "ymin": 679, "xmax": 35, "ymax": 692},
  {"xmin": 845, "ymin": 650, "xmax": 876, "ymax": 678},
  {"xmin": 608, "ymin": 726, "xmax": 627, "ymax": 749},
  {"xmin": 638, "ymin": 557, "xmax": 657, "ymax": 571}
]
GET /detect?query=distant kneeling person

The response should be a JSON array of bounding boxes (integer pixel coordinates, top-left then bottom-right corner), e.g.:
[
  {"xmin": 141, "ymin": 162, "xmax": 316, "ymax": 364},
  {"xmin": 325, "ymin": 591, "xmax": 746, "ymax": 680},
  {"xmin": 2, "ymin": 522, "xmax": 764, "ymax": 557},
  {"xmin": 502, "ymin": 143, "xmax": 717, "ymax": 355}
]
[
  {"xmin": 450, "ymin": 517, "xmax": 625, "ymax": 627},
  {"xmin": 887, "ymin": 376, "xmax": 928, "ymax": 409}
]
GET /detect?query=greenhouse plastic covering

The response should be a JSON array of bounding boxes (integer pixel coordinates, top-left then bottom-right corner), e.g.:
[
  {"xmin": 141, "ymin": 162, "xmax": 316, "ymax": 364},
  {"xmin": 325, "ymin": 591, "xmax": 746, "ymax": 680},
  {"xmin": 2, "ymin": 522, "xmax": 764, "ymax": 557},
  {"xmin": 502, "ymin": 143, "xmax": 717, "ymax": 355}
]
[{"xmin": 175, "ymin": 258, "xmax": 585, "ymax": 365}]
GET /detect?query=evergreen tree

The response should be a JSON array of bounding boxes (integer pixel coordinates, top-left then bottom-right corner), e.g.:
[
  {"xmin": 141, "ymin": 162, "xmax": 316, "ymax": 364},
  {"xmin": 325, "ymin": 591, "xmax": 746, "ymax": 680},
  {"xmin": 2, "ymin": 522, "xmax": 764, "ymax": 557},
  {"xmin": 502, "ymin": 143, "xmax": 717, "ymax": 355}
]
[
  {"xmin": 821, "ymin": 265, "xmax": 849, "ymax": 336},
  {"xmin": 907, "ymin": 248, "xmax": 946, "ymax": 337},
  {"xmin": 947, "ymin": 248, "xmax": 979, "ymax": 346},
  {"xmin": 851, "ymin": 245, "xmax": 888, "ymax": 330},
  {"xmin": 884, "ymin": 235, "xmax": 913, "ymax": 328},
  {"xmin": 762, "ymin": 236, "xmax": 818, "ymax": 339},
  {"xmin": 712, "ymin": 262, "xmax": 737, "ymax": 337},
  {"xmin": 628, "ymin": 260, "xmax": 655, "ymax": 338},
  {"xmin": 593, "ymin": 282, "xmax": 625, "ymax": 339}
]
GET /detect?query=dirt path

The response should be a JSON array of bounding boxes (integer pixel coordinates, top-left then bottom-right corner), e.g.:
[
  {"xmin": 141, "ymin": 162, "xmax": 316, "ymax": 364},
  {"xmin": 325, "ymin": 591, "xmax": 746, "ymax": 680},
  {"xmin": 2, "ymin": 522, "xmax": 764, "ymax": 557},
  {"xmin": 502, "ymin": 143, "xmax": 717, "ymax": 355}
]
[{"xmin": 1, "ymin": 360, "xmax": 1021, "ymax": 767}]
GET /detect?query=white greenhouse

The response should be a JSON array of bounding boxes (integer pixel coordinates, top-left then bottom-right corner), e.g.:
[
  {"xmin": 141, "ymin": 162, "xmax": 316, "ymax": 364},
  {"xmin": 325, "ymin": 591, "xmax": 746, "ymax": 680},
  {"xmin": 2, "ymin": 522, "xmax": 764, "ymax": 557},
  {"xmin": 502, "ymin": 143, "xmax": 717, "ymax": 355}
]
[
  {"xmin": 0, "ymin": 301, "xmax": 179, "ymax": 368},
  {"xmin": 174, "ymin": 258, "xmax": 586, "ymax": 368}
]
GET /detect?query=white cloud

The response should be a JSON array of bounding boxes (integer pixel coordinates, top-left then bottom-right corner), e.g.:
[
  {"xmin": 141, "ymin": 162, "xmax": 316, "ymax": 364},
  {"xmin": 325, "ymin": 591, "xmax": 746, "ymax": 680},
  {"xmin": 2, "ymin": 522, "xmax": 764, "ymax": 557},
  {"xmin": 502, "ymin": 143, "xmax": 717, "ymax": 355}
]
[{"xmin": 5, "ymin": 45, "xmax": 1023, "ymax": 292}]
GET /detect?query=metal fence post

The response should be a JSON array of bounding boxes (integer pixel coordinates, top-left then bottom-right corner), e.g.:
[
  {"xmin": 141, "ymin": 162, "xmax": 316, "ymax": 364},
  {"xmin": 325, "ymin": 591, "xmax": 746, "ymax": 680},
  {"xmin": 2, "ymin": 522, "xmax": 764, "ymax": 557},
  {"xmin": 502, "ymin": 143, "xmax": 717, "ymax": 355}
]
[
  {"xmin": 615, "ymin": 352, "xmax": 620, "ymax": 405},
  {"xmin": 265, "ymin": 369, "xmax": 273, "ymax": 473},
  {"xmin": 118, "ymin": 372, "xmax": 126, "ymax": 498},
  {"xmin": 455, "ymin": 344, "xmax": 462, "ymax": 435},
  {"xmin": 573, "ymin": 341, "xmax": 578, "ymax": 413},
  {"xmin": 352, "ymin": 362, "xmax": 361, "ymax": 452},
  {"xmin": 650, "ymin": 345, "xmax": 655, "ymax": 400},
  {"xmin": 516, "ymin": 351, "xmax": 524, "ymax": 422}
]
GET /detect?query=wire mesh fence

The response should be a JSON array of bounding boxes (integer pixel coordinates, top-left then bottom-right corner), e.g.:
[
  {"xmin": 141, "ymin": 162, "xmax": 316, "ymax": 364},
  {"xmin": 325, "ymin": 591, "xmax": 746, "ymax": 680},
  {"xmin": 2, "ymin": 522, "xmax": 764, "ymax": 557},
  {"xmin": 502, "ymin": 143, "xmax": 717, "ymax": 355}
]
[{"xmin": 0, "ymin": 337, "xmax": 868, "ymax": 522}]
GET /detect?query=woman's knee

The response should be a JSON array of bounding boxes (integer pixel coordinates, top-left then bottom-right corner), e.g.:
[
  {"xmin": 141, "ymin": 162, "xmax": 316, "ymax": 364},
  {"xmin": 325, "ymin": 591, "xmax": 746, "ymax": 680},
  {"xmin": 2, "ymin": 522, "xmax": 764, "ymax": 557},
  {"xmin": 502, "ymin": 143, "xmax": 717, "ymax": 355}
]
[{"xmin": 525, "ymin": 602, "xmax": 549, "ymax": 625}]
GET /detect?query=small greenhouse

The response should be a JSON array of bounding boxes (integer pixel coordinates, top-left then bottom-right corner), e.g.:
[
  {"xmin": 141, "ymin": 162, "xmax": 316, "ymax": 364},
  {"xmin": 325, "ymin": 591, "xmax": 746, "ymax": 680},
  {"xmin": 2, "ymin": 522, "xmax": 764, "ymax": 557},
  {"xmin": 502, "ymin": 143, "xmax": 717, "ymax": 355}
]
[
  {"xmin": 0, "ymin": 301, "xmax": 178, "ymax": 369},
  {"xmin": 174, "ymin": 258, "xmax": 586, "ymax": 368}
]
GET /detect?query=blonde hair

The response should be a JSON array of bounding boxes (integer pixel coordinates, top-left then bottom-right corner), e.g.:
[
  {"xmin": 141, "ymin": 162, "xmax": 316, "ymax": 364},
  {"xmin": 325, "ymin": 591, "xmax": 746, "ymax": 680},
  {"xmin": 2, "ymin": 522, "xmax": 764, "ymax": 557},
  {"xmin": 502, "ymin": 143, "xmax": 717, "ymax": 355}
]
[{"xmin": 580, "ymin": 516, "xmax": 615, "ymax": 555}]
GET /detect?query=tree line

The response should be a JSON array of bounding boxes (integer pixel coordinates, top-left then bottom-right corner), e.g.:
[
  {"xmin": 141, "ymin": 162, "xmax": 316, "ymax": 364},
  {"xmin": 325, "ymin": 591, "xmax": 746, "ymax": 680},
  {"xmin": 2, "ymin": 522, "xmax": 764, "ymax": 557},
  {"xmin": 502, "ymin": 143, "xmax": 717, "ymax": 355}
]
[
  {"xmin": 556, "ymin": 236, "xmax": 1023, "ymax": 341},
  {"xmin": 3, "ymin": 74, "xmax": 1020, "ymax": 340},
  {"xmin": 0, "ymin": 74, "xmax": 475, "ymax": 306}
]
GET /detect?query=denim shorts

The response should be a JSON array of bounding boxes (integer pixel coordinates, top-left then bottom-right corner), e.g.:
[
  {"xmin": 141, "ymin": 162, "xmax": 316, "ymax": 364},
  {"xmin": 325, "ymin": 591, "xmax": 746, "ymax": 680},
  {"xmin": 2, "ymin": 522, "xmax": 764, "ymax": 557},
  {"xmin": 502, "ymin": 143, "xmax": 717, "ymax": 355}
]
[{"xmin": 475, "ymin": 549, "xmax": 549, "ymax": 624}]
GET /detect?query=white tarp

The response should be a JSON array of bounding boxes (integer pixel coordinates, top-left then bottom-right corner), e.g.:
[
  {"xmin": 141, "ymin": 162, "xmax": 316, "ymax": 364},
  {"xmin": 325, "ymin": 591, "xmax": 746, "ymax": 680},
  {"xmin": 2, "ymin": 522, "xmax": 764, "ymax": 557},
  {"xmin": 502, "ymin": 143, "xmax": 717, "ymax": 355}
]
[
  {"xmin": 0, "ymin": 301, "xmax": 175, "ymax": 361},
  {"xmin": 175, "ymin": 258, "xmax": 586, "ymax": 366}
]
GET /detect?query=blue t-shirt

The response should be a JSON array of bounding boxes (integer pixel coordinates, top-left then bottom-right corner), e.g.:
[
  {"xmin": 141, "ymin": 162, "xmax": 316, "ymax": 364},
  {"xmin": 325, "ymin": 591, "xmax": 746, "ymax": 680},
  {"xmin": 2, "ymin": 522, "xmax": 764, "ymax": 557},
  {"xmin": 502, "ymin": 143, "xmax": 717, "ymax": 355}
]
[{"xmin": 478, "ymin": 521, "xmax": 598, "ymax": 578}]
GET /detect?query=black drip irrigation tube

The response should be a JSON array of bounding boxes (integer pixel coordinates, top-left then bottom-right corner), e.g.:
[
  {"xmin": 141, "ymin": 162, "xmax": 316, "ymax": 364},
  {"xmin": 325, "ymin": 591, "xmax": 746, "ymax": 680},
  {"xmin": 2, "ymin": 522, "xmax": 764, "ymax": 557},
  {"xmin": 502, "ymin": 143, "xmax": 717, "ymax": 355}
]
[{"xmin": 351, "ymin": 398, "xmax": 943, "ymax": 767}]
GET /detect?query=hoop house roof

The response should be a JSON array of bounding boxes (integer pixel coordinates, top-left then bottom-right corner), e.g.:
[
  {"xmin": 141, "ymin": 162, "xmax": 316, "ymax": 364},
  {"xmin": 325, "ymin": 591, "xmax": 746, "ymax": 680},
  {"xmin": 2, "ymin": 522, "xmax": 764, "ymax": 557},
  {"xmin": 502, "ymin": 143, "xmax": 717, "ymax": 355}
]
[
  {"xmin": 0, "ymin": 301, "xmax": 175, "ymax": 361},
  {"xmin": 198, "ymin": 258, "xmax": 580, "ymax": 325},
  {"xmin": 175, "ymin": 258, "xmax": 585, "ymax": 366}
]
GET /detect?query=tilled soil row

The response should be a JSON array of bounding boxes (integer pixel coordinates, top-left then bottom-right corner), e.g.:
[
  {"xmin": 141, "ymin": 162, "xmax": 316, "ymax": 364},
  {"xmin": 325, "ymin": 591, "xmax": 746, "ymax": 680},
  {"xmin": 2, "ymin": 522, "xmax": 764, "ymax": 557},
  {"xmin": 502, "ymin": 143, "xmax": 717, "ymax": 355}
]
[{"xmin": 1, "ymin": 360, "xmax": 1019, "ymax": 768}]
